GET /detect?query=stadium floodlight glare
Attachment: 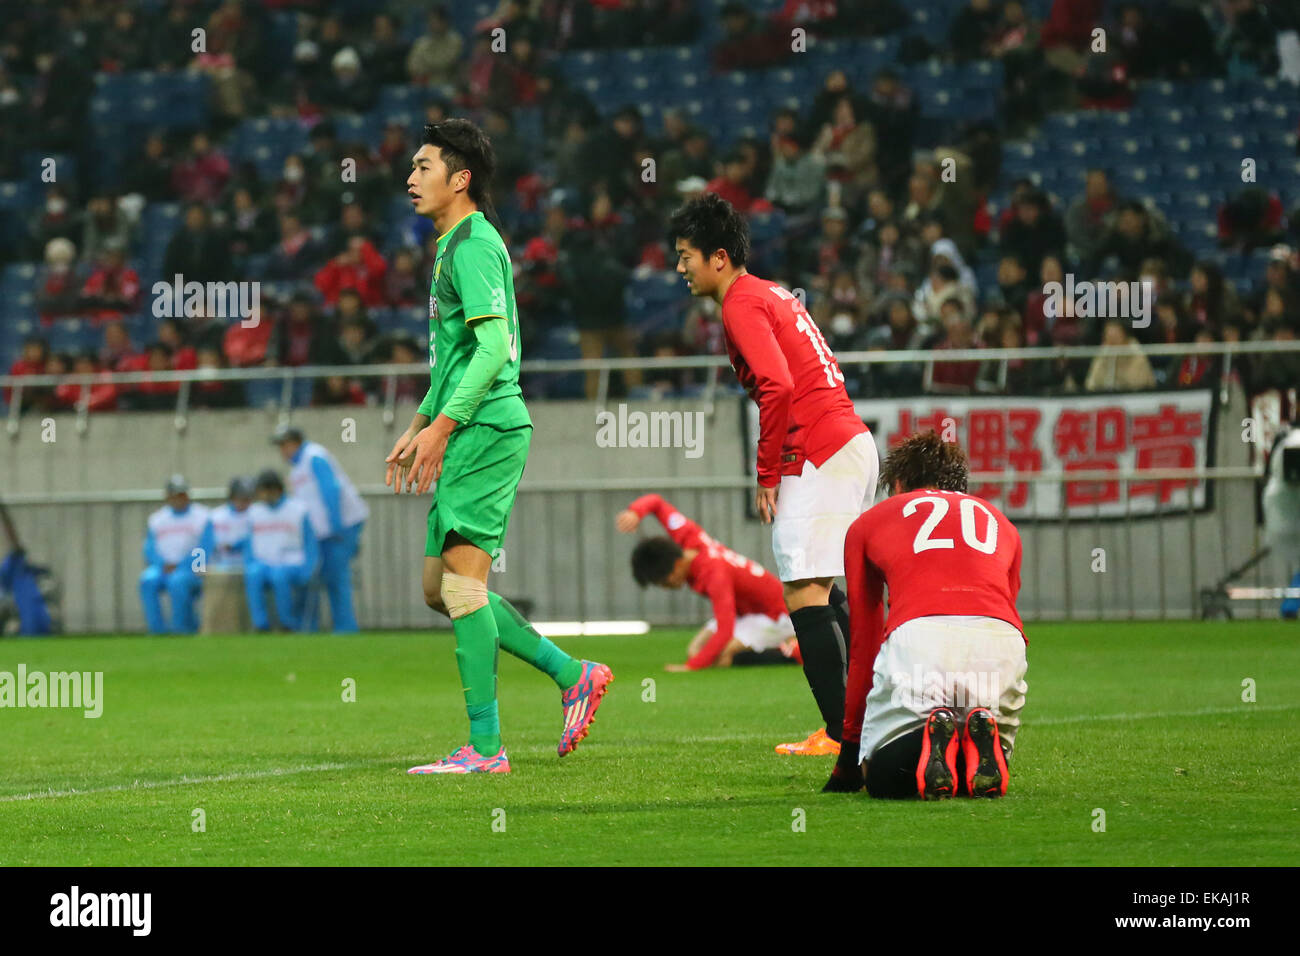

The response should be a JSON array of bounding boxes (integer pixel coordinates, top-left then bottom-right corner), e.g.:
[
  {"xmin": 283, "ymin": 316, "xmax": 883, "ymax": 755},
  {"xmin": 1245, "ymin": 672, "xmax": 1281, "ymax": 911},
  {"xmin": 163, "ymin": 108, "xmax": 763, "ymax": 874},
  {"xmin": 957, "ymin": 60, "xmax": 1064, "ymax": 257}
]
[{"xmin": 532, "ymin": 620, "xmax": 651, "ymax": 637}]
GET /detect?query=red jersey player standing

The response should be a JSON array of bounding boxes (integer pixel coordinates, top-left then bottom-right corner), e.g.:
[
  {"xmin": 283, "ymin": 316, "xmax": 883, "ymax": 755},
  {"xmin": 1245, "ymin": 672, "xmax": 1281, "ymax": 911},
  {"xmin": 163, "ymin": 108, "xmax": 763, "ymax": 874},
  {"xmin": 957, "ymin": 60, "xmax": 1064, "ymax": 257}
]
[
  {"xmin": 834, "ymin": 432, "xmax": 1029, "ymax": 799},
  {"xmin": 670, "ymin": 193, "xmax": 879, "ymax": 760},
  {"xmin": 616, "ymin": 493, "xmax": 799, "ymax": 671}
]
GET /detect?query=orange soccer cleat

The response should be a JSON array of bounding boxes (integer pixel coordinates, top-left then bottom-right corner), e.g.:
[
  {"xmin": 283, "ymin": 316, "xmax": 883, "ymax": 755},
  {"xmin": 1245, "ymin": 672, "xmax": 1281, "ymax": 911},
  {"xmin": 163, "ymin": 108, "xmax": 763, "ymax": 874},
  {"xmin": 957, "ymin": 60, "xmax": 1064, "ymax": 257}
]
[
  {"xmin": 961, "ymin": 707, "xmax": 1009, "ymax": 797},
  {"xmin": 774, "ymin": 728, "xmax": 841, "ymax": 756},
  {"xmin": 915, "ymin": 707, "xmax": 960, "ymax": 800}
]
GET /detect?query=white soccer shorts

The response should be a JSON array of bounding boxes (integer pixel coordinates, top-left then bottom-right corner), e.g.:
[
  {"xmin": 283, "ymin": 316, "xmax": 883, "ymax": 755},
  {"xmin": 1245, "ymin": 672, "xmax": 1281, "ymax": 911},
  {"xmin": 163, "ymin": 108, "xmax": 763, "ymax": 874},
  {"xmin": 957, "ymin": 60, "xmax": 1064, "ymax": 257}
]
[
  {"xmin": 772, "ymin": 430, "xmax": 879, "ymax": 582},
  {"xmin": 703, "ymin": 612, "xmax": 796, "ymax": 652},
  {"xmin": 858, "ymin": 614, "xmax": 1028, "ymax": 765}
]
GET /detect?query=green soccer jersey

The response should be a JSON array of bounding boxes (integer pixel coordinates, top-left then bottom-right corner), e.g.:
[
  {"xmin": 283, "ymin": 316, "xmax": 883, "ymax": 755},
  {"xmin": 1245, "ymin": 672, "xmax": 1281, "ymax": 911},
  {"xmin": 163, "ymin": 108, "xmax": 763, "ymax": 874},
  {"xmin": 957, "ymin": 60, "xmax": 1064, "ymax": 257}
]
[{"xmin": 418, "ymin": 210, "xmax": 531, "ymax": 430}]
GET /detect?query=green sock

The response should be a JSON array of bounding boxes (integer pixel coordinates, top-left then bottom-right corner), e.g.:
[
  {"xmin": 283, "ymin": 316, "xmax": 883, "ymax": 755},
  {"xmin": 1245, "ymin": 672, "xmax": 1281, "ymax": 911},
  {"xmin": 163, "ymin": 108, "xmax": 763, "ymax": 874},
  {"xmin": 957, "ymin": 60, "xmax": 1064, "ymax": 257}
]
[
  {"xmin": 452, "ymin": 604, "xmax": 501, "ymax": 756},
  {"xmin": 489, "ymin": 591, "xmax": 584, "ymax": 689}
]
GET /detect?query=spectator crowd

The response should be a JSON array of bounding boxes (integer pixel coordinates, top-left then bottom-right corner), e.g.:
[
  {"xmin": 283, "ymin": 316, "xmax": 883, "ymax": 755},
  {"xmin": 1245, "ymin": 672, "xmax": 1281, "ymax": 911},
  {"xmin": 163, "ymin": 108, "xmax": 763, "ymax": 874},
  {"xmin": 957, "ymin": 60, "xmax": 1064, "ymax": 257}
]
[{"xmin": 4, "ymin": 0, "xmax": 1300, "ymax": 412}]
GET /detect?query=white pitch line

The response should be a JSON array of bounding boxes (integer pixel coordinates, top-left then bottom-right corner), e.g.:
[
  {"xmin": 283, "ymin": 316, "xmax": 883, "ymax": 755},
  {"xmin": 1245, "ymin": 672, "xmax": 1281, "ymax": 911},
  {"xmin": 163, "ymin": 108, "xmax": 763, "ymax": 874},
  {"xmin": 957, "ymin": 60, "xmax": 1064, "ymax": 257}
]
[
  {"xmin": 0, "ymin": 703, "xmax": 1293, "ymax": 803},
  {"xmin": 1030, "ymin": 702, "xmax": 1297, "ymax": 726},
  {"xmin": 0, "ymin": 759, "xmax": 391, "ymax": 804}
]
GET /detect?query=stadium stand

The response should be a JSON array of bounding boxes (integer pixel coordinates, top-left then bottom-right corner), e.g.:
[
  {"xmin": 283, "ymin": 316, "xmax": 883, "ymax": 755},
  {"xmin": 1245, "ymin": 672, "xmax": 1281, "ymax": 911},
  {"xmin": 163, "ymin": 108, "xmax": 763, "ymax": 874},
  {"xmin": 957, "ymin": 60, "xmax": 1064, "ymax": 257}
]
[{"xmin": 3, "ymin": 0, "xmax": 1299, "ymax": 410}]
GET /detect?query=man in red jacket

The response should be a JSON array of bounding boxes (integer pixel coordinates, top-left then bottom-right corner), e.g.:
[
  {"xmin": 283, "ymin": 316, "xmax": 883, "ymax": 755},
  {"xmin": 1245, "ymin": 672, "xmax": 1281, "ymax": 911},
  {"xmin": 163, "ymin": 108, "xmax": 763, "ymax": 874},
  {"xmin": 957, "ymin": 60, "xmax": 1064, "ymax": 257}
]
[
  {"xmin": 314, "ymin": 235, "xmax": 389, "ymax": 306},
  {"xmin": 617, "ymin": 493, "xmax": 799, "ymax": 673},
  {"xmin": 834, "ymin": 431, "xmax": 1028, "ymax": 799},
  {"xmin": 671, "ymin": 193, "xmax": 879, "ymax": 761}
]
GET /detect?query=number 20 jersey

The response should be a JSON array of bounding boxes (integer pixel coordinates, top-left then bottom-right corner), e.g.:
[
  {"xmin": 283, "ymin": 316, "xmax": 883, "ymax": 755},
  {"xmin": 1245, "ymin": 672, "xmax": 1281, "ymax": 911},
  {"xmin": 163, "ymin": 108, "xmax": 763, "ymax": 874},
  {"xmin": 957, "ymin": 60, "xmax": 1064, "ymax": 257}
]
[
  {"xmin": 720, "ymin": 273, "xmax": 868, "ymax": 487},
  {"xmin": 845, "ymin": 488, "xmax": 1025, "ymax": 642}
]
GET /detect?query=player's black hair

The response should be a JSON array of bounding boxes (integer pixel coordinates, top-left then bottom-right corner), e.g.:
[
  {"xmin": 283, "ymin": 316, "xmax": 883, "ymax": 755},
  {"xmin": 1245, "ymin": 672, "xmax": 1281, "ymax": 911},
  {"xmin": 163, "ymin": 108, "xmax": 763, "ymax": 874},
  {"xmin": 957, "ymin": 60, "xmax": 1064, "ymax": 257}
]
[
  {"xmin": 423, "ymin": 118, "xmax": 496, "ymax": 210},
  {"xmin": 880, "ymin": 431, "xmax": 969, "ymax": 494},
  {"xmin": 669, "ymin": 192, "xmax": 750, "ymax": 267},
  {"xmin": 631, "ymin": 536, "xmax": 685, "ymax": 587},
  {"xmin": 255, "ymin": 469, "xmax": 285, "ymax": 494}
]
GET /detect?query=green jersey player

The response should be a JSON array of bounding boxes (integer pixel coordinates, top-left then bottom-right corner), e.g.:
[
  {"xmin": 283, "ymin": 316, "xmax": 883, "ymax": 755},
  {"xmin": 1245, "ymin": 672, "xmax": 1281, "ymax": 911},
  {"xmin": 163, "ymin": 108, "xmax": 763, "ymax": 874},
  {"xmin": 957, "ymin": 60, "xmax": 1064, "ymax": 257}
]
[{"xmin": 386, "ymin": 119, "xmax": 613, "ymax": 774}]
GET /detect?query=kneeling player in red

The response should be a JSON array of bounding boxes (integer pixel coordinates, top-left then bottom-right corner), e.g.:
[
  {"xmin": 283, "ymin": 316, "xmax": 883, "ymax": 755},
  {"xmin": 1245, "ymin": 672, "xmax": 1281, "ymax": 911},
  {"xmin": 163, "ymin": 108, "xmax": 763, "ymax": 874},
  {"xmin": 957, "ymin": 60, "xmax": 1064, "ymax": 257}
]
[{"xmin": 829, "ymin": 432, "xmax": 1027, "ymax": 799}]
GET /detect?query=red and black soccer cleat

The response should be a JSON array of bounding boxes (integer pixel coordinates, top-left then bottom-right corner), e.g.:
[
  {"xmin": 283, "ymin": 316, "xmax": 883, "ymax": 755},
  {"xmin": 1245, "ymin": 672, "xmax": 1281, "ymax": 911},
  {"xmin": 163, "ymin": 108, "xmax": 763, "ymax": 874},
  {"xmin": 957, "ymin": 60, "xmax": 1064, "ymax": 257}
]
[
  {"xmin": 915, "ymin": 707, "xmax": 960, "ymax": 800},
  {"xmin": 961, "ymin": 707, "xmax": 1009, "ymax": 797}
]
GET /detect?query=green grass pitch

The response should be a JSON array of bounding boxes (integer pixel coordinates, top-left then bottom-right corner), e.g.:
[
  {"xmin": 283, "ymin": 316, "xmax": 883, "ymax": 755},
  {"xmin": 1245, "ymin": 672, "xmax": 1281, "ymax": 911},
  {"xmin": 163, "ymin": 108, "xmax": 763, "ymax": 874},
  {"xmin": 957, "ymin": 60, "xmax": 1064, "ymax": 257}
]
[{"xmin": 1, "ymin": 621, "xmax": 1296, "ymax": 866}]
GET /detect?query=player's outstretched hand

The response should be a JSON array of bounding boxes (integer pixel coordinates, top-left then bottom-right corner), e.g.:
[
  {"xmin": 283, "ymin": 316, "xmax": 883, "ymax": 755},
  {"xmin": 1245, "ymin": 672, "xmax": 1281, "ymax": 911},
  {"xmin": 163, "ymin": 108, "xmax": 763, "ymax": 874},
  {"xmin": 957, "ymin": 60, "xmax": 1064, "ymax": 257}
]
[
  {"xmin": 384, "ymin": 431, "xmax": 417, "ymax": 495},
  {"xmin": 406, "ymin": 420, "xmax": 452, "ymax": 495},
  {"xmin": 614, "ymin": 509, "xmax": 640, "ymax": 533},
  {"xmin": 664, "ymin": 662, "xmax": 690, "ymax": 673},
  {"xmin": 755, "ymin": 484, "xmax": 779, "ymax": 524}
]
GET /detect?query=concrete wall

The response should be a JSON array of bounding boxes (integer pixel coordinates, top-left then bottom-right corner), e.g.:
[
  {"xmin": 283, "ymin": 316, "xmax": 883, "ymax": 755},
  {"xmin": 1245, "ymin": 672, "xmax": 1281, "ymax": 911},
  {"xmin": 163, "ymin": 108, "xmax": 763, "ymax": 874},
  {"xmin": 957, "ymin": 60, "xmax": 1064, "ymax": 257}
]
[{"xmin": 0, "ymin": 387, "xmax": 1268, "ymax": 633}]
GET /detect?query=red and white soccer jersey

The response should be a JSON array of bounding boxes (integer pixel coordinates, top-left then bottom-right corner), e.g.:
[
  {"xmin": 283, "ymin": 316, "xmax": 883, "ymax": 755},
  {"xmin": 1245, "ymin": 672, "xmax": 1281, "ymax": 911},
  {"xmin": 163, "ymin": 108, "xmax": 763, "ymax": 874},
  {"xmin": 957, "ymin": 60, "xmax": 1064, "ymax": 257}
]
[
  {"xmin": 628, "ymin": 493, "xmax": 789, "ymax": 669},
  {"xmin": 842, "ymin": 489, "xmax": 1028, "ymax": 762},
  {"xmin": 720, "ymin": 273, "xmax": 878, "ymax": 579}
]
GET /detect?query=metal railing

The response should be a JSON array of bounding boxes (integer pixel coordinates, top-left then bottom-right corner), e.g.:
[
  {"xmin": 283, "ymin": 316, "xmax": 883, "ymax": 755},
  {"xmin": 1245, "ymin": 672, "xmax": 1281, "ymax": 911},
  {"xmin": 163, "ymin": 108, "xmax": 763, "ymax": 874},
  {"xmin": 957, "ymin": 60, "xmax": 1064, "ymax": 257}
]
[
  {"xmin": 0, "ymin": 468, "xmax": 1280, "ymax": 633},
  {"xmin": 4, "ymin": 339, "xmax": 1297, "ymax": 434}
]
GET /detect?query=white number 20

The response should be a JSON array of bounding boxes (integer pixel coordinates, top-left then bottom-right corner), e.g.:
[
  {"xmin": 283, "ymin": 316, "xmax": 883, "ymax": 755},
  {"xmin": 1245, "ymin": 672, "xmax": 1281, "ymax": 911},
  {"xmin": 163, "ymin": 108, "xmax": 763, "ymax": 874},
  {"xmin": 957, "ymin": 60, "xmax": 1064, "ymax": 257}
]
[{"xmin": 902, "ymin": 495, "xmax": 998, "ymax": 555}]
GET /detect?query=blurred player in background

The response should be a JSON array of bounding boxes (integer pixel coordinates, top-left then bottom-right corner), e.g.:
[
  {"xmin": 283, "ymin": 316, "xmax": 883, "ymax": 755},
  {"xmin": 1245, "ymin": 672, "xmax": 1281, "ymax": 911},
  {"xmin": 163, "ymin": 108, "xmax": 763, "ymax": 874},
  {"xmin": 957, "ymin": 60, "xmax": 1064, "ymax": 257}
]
[
  {"xmin": 617, "ymin": 493, "xmax": 800, "ymax": 672},
  {"xmin": 245, "ymin": 470, "xmax": 319, "ymax": 633},
  {"xmin": 671, "ymin": 193, "xmax": 878, "ymax": 758},
  {"xmin": 139, "ymin": 474, "xmax": 209, "ymax": 635},
  {"xmin": 198, "ymin": 476, "xmax": 254, "ymax": 572},
  {"xmin": 1263, "ymin": 423, "xmax": 1300, "ymax": 618},
  {"xmin": 834, "ymin": 432, "xmax": 1027, "ymax": 800},
  {"xmin": 272, "ymin": 424, "xmax": 368, "ymax": 633},
  {"xmin": 386, "ymin": 119, "xmax": 611, "ymax": 775}
]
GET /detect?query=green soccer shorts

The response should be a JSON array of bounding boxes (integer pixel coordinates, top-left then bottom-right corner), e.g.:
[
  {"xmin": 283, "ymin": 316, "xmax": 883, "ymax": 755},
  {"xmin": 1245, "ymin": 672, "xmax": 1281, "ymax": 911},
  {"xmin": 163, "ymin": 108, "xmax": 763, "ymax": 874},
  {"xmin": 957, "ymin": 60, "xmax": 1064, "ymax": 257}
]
[{"xmin": 425, "ymin": 423, "xmax": 532, "ymax": 558}]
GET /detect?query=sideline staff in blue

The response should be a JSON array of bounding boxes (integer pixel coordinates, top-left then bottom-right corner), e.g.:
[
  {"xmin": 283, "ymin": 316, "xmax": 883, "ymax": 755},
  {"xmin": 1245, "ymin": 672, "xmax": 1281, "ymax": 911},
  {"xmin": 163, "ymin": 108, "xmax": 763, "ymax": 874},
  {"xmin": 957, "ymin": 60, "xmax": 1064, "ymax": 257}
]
[
  {"xmin": 140, "ymin": 475, "xmax": 209, "ymax": 634},
  {"xmin": 271, "ymin": 424, "xmax": 369, "ymax": 632}
]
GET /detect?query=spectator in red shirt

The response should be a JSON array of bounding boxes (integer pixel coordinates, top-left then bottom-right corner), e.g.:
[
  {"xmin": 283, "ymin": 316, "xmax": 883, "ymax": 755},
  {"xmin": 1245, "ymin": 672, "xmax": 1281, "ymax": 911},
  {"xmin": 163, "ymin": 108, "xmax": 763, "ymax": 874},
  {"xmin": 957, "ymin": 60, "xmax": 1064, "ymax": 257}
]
[
  {"xmin": 265, "ymin": 292, "xmax": 322, "ymax": 367},
  {"xmin": 170, "ymin": 131, "xmax": 231, "ymax": 204},
  {"xmin": 43, "ymin": 353, "xmax": 73, "ymax": 411},
  {"xmin": 1023, "ymin": 253, "xmax": 1063, "ymax": 345},
  {"xmin": 99, "ymin": 320, "xmax": 145, "ymax": 372},
  {"xmin": 192, "ymin": 346, "xmax": 243, "ymax": 409},
  {"xmin": 1041, "ymin": 0, "xmax": 1102, "ymax": 75},
  {"xmin": 386, "ymin": 337, "xmax": 428, "ymax": 406},
  {"xmin": 134, "ymin": 342, "xmax": 182, "ymax": 409},
  {"xmin": 313, "ymin": 374, "xmax": 369, "ymax": 406},
  {"xmin": 928, "ymin": 298, "xmax": 981, "ymax": 393},
  {"xmin": 713, "ymin": 2, "xmax": 791, "ymax": 70},
  {"xmin": 705, "ymin": 150, "xmax": 756, "ymax": 214},
  {"xmin": 157, "ymin": 318, "xmax": 198, "ymax": 371},
  {"xmin": 383, "ymin": 247, "xmax": 423, "ymax": 306},
  {"xmin": 314, "ymin": 235, "xmax": 388, "ymax": 306},
  {"xmin": 55, "ymin": 352, "xmax": 119, "ymax": 412},
  {"xmin": 81, "ymin": 242, "xmax": 140, "ymax": 323},
  {"xmin": 1219, "ymin": 187, "xmax": 1286, "ymax": 254},
  {"xmin": 36, "ymin": 236, "xmax": 83, "ymax": 324},
  {"xmin": 1175, "ymin": 327, "xmax": 1220, "ymax": 389},
  {"xmin": 5, "ymin": 337, "xmax": 51, "ymax": 410}
]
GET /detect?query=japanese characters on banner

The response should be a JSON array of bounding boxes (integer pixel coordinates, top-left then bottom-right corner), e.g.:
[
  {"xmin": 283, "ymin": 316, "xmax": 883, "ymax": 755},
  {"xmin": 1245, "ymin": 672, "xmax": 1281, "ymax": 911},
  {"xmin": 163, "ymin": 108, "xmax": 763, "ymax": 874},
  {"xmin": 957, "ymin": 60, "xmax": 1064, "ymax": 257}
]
[{"xmin": 743, "ymin": 390, "xmax": 1216, "ymax": 519}]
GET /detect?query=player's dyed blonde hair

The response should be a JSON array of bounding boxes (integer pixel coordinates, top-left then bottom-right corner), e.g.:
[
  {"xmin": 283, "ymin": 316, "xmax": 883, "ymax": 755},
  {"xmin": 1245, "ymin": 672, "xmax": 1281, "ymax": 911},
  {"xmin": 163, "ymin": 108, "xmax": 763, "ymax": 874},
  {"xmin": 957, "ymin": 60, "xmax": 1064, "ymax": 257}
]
[{"xmin": 880, "ymin": 431, "xmax": 968, "ymax": 494}]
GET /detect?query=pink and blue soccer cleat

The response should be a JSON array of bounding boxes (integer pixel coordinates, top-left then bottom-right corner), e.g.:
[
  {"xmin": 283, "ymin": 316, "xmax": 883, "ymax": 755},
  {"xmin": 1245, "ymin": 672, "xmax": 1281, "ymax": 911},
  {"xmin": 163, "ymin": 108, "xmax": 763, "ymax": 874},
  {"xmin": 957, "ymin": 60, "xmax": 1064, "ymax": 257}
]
[
  {"xmin": 558, "ymin": 660, "xmax": 614, "ymax": 756},
  {"xmin": 407, "ymin": 744, "xmax": 511, "ymax": 774}
]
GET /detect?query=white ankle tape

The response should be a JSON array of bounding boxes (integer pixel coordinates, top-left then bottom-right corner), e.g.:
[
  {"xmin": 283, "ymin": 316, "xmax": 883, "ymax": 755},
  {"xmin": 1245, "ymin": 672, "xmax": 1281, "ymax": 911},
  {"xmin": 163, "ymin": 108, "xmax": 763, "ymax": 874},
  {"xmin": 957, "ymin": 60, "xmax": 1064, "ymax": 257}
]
[{"xmin": 441, "ymin": 572, "xmax": 489, "ymax": 619}]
